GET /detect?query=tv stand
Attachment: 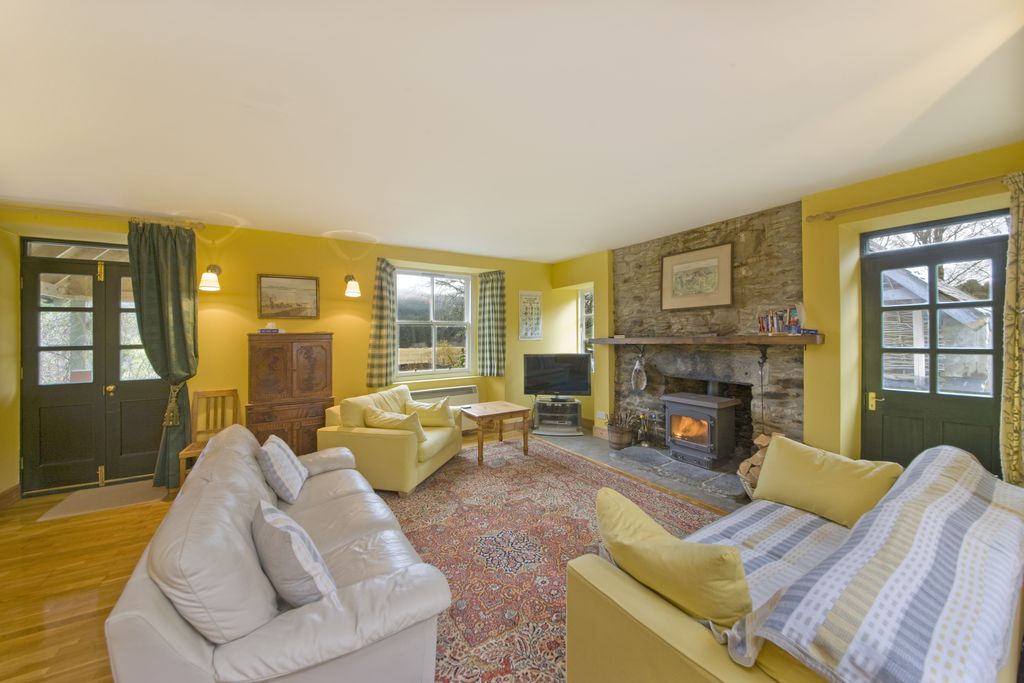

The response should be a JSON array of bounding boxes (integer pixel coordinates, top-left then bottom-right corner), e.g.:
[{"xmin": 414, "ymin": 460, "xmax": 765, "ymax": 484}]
[{"xmin": 533, "ymin": 398, "xmax": 583, "ymax": 436}]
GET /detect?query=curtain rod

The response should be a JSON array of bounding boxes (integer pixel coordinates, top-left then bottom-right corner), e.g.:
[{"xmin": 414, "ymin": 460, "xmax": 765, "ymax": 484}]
[
  {"xmin": 4, "ymin": 202, "xmax": 205, "ymax": 229},
  {"xmin": 805, "ymin": 174, "xmax": 1008, "ymax": 222}
]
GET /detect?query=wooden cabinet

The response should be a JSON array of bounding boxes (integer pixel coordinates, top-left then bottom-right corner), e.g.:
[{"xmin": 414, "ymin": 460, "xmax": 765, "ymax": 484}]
[{"xmin": 246, "ymin": 333, "xmax": 333, "ymax": 454}]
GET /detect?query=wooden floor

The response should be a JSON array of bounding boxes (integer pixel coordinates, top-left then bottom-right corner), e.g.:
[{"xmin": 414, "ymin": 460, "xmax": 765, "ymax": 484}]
[
  {"xmin": 0, "ymin": 431, "xmax": 525, "ymax": 683},
  {"xmin": 0, "ymin": 489, "xmax": 173, "ymax": 682}
]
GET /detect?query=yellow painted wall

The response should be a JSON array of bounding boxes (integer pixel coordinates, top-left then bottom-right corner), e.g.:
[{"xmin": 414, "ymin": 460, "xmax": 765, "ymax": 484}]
[
  {"xmin": 0, "ymin": 205, "xmax": 588, "ymax": 489},
  {"xmin": 802, "ymin": 140, "xmax": 1024, "ymax": 456},
  {"xmin": 0, "ymin": 228, "xmax": 20, "ymax": 493},
  {"xmin": 551, "ymin": 250, "xmax": 614, "ymax": 425}
]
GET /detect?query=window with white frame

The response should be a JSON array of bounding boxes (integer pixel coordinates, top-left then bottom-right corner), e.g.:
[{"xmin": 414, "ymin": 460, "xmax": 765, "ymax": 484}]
[
  {"xmin": 578, "ymin": 288, "xmax": 595, "ymax": 367},
  {"xmin": 396, "ymin": 271, "xmax": 472, "ymax": 375}
]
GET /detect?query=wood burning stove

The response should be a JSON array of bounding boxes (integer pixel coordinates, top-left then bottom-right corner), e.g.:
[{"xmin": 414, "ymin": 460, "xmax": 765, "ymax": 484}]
[{"xmin": 661, "ymin": 391, "xmax": 740, "ymax": 469}]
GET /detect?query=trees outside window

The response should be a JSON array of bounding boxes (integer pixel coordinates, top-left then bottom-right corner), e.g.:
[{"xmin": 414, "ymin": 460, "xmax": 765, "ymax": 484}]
[{"xmin": 396, "ymin": 271, "xmax": 472, "ymax": 375}]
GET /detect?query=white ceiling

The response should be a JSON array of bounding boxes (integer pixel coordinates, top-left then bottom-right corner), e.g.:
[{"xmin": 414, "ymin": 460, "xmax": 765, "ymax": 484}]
[{"xmin": 1, "ymin": 1, "xmax": 1022, "ymax": 262}]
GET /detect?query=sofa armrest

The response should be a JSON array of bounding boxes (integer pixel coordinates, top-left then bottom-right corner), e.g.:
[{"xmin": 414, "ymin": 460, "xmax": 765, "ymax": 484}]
[
  {"xmin": 298, "ymin": 447, "xmax": 356, "ymax": 475},
  {"xmin": 212, "ymin": 564, "xmax": 451, "ymax": 683},
  {"xmin": 566, "ymin": 554, "xmax": 774, "ymax": 683}
]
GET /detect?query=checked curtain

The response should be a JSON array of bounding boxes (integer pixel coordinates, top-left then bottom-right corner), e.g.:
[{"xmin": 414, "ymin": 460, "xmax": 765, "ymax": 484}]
[
  {"xmin": 366, "ymin": 257, "xmax": 397, "ymax": 387},
  {"xmin": 478, "ymin": 270, "xmax": 506, "ymax": 376}
]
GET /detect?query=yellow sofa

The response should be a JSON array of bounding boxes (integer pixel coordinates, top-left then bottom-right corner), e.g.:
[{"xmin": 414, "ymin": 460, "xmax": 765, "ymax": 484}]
[{"xmin": 315, "ymin": 385, "xmax": 462, "ymax": 495}]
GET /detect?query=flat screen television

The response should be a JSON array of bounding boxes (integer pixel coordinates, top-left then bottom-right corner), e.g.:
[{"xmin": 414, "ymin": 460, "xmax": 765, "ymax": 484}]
[{"xmin": 524, "ymin": 354, "xmax": 592, "ymax": 397}]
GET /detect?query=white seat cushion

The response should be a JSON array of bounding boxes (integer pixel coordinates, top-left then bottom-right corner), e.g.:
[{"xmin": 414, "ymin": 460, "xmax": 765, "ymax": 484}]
[
  {"xmin": 288, "ymin": 491, "xmax": 404, "ymax": 555},
  {"xmin": 418, "ymin": 427, "xmax": 457, "ymax": 462},
  {"xmin": 257, "ymin": 435, "xmax": 309, "ymax": 504},
  {"xmin": 320, "ymin": 528, "xmax": 423, "ymax": 588},
  {"xmin": 253, "ymin": 501, "xmax": 337, "ymax": 607}
]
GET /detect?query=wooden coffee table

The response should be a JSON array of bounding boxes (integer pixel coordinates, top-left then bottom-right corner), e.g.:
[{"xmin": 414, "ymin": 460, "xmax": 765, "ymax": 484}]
[{"xmin": 460, "ymin": 401, "xmax": 531, "ymax": 465}]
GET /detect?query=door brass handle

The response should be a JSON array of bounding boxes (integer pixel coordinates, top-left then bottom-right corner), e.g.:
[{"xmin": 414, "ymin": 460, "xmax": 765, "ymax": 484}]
[
  {"xmin": 867, "ymin": 391, "xmax": 885, "ymax": 411},
  {"xmin": 104, "ymin": 384, "xmax": 117, "ymax": 395}
]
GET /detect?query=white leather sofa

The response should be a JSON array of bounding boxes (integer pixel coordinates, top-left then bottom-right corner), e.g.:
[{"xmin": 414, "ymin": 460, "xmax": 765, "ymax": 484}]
[
  {"xmin": 316, "ymin": 385, "xmax": 462, "ymax": 495},
  {"xmin": 105, "ymin": 424, "xmax": 451, "ymax": 683}
]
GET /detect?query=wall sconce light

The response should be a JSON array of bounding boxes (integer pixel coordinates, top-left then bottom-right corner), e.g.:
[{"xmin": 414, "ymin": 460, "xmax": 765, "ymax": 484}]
[
  {"xmin": 199, "ymin": 265, "xmax": 222, "ymax": 292},
  {"xmin": 344, "ymin": 275, "xmax": 361, "ymax": 298}
]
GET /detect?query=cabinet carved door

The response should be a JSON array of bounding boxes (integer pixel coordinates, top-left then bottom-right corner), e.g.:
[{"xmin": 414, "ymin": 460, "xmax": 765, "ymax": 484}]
[
  {"xmin": 292, "ymin": 340, "xmax": 331, "ymax": 400},
  {"xmin": 250, "ymin": 342, "xmax": 292, "ymax": 404}
]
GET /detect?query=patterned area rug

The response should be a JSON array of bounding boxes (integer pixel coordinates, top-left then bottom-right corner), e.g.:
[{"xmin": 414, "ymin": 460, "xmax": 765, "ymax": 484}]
[{"xmin": 384, "ymin": 438, "xmax": 724, "ymax": 682}]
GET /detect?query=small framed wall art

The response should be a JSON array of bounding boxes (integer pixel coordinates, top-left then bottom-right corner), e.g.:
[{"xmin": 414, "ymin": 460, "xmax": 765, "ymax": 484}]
[
  {"xmin": 258, "ymin": 274, "xmax": 320, "ymax": 319},
  {"xmin": 661, "ymin": 244, "xmax": 732, "ymax": 310},
  {"xmin": 519, "ymin": 290, "xmax": 543, "ymax": 340}
]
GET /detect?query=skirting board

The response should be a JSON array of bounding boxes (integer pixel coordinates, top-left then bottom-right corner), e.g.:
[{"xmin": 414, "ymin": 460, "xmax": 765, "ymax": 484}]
[{"xmin": 0, "ymin": 484, "xmax": 20, "ymax": 511}]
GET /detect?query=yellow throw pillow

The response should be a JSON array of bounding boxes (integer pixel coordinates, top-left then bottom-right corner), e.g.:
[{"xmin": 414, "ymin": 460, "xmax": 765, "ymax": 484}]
[
  {"xmin": 364, "ymin": 406, "xmax": 428, "ymax": 443},
  {"xmin": 753, "ymin": 436, "xmax": 903, "ymax": 528},
  {"xmin": 404, "ymin": 397, "xmax": 454, "ymax": 427},
  {"xmin": 596, "ymin": 488, "xmax": 752, "ymax": 627}
]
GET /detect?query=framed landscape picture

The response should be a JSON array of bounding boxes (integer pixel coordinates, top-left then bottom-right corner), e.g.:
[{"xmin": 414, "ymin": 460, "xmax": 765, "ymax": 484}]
[
  {"xmin": 519, "ymin": 290, "xmax": 543, "ymax": 340},
  {"xmin": 661, "ymin": 244, "xmax": 732, "ymax": 310},
  {"xmin": 257, "ymin": 274, "xmax": 320, "ymax": 319}
]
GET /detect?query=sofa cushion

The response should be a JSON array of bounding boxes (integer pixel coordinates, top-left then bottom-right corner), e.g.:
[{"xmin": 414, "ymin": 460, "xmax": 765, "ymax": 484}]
[
  {"xmin": 147, "ymin": 473, "xmax": 279, "ymax": 644},
  {"xmin": 253, "ymin": 501, "xmax": 337, "ymax": 607},
  {"xmin": 320, "ymin": 528, "xmax": 423, "ymax": 589},
  {"xmin": 753, "ymin": 436, "xmax": 902, "ymax": 528},
  {"xmin": 256, "ymin": 435, "xmax": 309, "ymax": 504},
  {"xmin": 282, "ymin": 468, "xmax": 375, "ymax": 516},
  {"xmin": 405, "ymin": 397, "xmax": 455, "ymax": 427},
  {"xmin": 364, "ymin": 406, "xmax": 427, "ymax": 442},
  {"xmin": 297, "ymin": 447, "xmax": 356, "ymax": 476},
  {"xmin": 339, "ymin": 385, "xmax": 412, "ymax": 428},
  {"xmin": 287, "ymin": 490, "xmax": 404, "ymax": 555},
  {"xmin": 418, "ymin": 427, "xmax": 456, "ymax": 462},
  {"xmin": 596, "ymin": 487, "xmax": 751, "ymax": 628}
]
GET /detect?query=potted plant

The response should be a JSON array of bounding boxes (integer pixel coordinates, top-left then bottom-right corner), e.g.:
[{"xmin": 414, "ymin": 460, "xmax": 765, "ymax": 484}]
[{"xmin": 606, "ymin": 407, "xmax": 639, "ymax": 450}]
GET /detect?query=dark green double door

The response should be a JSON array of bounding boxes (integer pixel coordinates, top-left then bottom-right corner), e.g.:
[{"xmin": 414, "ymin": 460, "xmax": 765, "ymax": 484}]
[
  {"xmin": 20, "ymin": 248, "xmax": 167, "ymax": 493},
  {"xmin": 861, "ymin": 234, "xmax": 1006, "ymax": 474}
]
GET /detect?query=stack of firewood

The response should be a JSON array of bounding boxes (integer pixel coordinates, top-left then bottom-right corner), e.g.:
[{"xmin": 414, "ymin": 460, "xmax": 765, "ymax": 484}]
[{"xmin": 737, "ymin": 432, "xmax": 783, "ymax": 496}]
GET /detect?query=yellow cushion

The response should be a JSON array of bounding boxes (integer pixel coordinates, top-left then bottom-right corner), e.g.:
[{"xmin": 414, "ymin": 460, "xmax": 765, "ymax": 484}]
[
  {"xmin": 753, "ymin": 436, "xmax": 903, "ymax": 528},
  {"xmin": 595, "ymin": 488, "xmax": 752, "ymax": 627},
  {"xmin": 364, "ymin": 406, "xmax": 428, "ymax": 442},
  {"xmin": 404, "ymin": 397, "xmax": 455, "ymax": 427}
]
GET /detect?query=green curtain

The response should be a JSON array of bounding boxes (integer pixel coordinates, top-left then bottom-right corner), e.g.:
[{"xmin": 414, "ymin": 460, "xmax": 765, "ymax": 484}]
[
  {"xmin": 478, "ymin": 271, "xmax": 506, "ymax": 376},
  {"xmin": 1001, "ymin": 172, "xmax": 1024, "ymax": 484},
  {"xmin": 366, "ymin": 258, "xmax": 396, "ymax": 387},
  {"xmin": 128, "ymin": 221, "xmax": 199, "ymax": 488}
]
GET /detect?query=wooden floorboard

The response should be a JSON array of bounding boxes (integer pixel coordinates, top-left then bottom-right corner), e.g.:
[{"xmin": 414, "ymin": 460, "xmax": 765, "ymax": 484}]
[{"xmin": 0, "ymin": 489, "xmax": 172, "ymax": 683}]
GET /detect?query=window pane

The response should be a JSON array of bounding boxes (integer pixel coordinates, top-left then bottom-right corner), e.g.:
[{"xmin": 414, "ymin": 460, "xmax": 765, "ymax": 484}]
[
  {"xmin": 39, "ymin": 311, "xmax": 93, "ymax": 347},
  {"xmin": 39, "ymin": 350, "xmax": 93, "ymax": 385},
  {"xmin": 583, "ymin": 290, "xmax": 594, "ymax": 316},
  {"xmin": 938, "ymin": 354, "xmax": 992, "ymax": 397},
  {"xmin": 865, "ymin": 215, "xmax": 1009, "ymax": 253},
  {"xmin": 39, "ymin": 273, "xmax": 92, "ymax": 307},
  {"xmin": 433, "ymin": 277, "xmax": 466, "ymax": 322},
  {"xmin": 436, "ymin": 326, "xmax": 467, "ymax": 370},
  {"xmin": 937, "ymin": 259, "xmax": 991, "ymax": 302},
  {"xmin": 882, "ymin": 352, "xmax": 929, "ymax": 393},
  {"xmin": 396, "ymin": 274, "xmax": 431, "ymax": 321},
  {"xmin": 121, "ymin": 312, "xmax": 142, "ymax": 345},
  {"xmin": 121, "ymin": 277, "xmax": 137, "ymax": 308},
  {"xmin": 120, "ymin": 349, "xmax": 160, "ymax": 381},
  {"xmin": 27, "ymin": 241, "xmax": 129, "ymax": 261},
  {"xmin": 882, "ymin": 309, "xmax": 928, "ymax": 349},
  {"xmin": 398, "ymin": 325, "xmax": 433, "ymax": 372},
  {"xmin": 881, "ymin": 267, "xmax": 928, "ymax": 306},
  {"xmin": 938, "ymin": 307, "xmax": 992, "ymax": 349}
]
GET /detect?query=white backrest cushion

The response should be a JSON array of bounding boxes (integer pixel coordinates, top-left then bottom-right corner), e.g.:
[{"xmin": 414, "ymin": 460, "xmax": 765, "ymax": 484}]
[
  {"xmin": 252, "ymin": 501, "xmax": 336, "ymax": 607},
  {"xmin": 338, "ymin": 385, "xmax": 413, "ymax": 427},
  {"xmin": 147, "ymin": 474, "xmax": 279, "ymax": 644},
  {"xmin": 256, "ymin": 435, "xmax": 309, "ymax": 504}
]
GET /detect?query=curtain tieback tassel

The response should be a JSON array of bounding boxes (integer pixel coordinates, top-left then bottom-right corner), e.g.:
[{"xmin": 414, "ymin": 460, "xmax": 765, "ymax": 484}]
[{"xmin": 162, "ymin": 382, "xmax": 185, "ymax": 427}]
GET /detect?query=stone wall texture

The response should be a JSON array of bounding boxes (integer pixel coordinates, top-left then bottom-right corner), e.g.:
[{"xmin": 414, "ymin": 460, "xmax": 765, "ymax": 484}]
[{"xmin": 613, "ymin": 202, "xmax": 805, "ymax": 443}]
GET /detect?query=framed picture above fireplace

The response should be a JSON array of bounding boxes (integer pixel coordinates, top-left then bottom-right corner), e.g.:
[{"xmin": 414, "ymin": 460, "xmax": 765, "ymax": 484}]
[{"xmin": 660, "ymin": 243, "xmax": 732, "ymax": 310}]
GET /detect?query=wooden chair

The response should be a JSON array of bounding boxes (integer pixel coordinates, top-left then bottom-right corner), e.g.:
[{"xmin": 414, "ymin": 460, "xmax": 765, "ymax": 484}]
[{"xmin": 177, "ymin": 389, "xmax": 241, "ymax": 486}]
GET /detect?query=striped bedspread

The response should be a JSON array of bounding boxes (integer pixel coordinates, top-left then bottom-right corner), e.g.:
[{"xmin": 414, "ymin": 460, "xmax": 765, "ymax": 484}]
[
  {"xmin": 746, "ymin": 445, "xmax": 1024, "ymax": 683},
  {"xmin": 687, "ymin": 499, "xmax": 849, "ymax": 611}
]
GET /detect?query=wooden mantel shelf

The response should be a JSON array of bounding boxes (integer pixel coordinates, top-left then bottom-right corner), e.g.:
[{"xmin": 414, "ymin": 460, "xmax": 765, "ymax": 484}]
[{"xmin": 590, "ymin": 334, "xmax": 824, "ymax": 347}]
